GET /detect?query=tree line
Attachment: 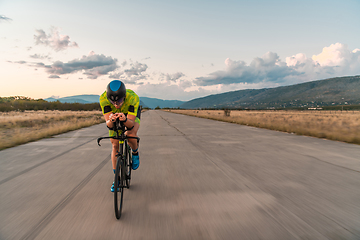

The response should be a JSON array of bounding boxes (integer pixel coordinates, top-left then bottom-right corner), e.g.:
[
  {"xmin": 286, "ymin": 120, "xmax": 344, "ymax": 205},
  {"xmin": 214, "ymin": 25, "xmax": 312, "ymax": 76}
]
[{"xmin": 0, "ymin": 96, "xmax": 101, "ymax": 112}]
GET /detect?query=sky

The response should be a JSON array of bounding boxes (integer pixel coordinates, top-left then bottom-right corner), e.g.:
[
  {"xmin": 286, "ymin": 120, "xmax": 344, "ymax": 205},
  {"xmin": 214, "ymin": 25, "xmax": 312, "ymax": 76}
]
[{"xmin": 1, "ymin": 0, "xmax": 359, "ymax": 101}]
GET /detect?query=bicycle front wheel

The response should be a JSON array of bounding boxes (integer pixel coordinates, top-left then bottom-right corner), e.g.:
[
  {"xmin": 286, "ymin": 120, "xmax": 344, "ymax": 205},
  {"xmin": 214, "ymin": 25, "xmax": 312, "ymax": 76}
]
[{"xmin": 114, "ymin": 156, "xmax": 124, "ymax": 219}]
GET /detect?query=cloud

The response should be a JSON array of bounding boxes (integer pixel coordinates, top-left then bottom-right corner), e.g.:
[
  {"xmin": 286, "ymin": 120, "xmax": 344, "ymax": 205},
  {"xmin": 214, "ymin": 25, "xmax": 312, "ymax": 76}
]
[
  {"xmin": 312, "ymin": 43, "xmax": 353, "ymax": 66},
  {"xmin": 36, "ymin": 52, "xmax": 118, "ymax": 79},
  {"xmin": 49, "ymin": 75, "xmax": 60, "ymax": 78},
  {"xmin": 121, "ymin": 60, "xmax": 127, "ymax": 67},
  {"xmin": 195, "ymin": 43, "xmax": 360, "ymax": 87},
  {"xmin": 0, "ymin": 15, "xmax": 12, "ymax": 22},
  {"xmin": 195, "ymin": 52, "xmax": 301, "ymax": 86},
  {"xmin": 9, "ymin": 60, "xmax": 27, "ymax": 64},
  {"xmin": 34, "ymin": 27, "xmax": 79, "ymax": 51},
  {"xmin": 108, "ymin": 67, "xmax": 189, "ymax": 99},
  {"xmin": 29, "ymin": 53, "xmax": 51, "ymax": 60},
  {"xmin": 124, "ymin": 62, "xmax": 148, "ymax": 77},
  {"xmin": 109, "ymin": 61, "xmax": 149, "ymax": 83},
  {"xmin": 288, "ymin": 43, "xmax": 360, "ymax": 80},
  {"xmin": 15, "ymin": 60, "xmax": 27, "ymax": 64},
  {"xmin": 108, "ymin": 72, "xmax": 122, "ymax": 79},
  {"xmin": 160, "ymin": 72, "xmax": 185, "ymax": 82}
]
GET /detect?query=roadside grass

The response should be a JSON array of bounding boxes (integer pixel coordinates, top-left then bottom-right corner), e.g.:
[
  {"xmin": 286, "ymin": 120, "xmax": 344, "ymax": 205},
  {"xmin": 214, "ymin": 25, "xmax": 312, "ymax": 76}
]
[
  {"xmin": 167, "ymin": 109, "xmax": 360, "ymax": 145},
  {"xmin": 0, "ymin": 110, "xmax": 104, "ymax": 150}
]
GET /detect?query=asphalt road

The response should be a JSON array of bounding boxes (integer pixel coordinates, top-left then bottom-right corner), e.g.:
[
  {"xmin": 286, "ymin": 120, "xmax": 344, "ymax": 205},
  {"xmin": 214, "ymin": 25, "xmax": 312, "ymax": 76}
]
[{"xmin": 1, "ymin": 110, "xmax": 360, "ymax": 240}]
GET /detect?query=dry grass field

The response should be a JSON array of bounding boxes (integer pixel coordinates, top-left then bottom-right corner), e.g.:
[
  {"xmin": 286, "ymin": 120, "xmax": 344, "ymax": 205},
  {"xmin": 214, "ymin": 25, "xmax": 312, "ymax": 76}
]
[
  {"xmin": 0, "ymin": 110, "xmax": 104, "ymax": 150},
  {"xmin": 167, "ymin": 109, "xmax": 360, "ymax": 145}
]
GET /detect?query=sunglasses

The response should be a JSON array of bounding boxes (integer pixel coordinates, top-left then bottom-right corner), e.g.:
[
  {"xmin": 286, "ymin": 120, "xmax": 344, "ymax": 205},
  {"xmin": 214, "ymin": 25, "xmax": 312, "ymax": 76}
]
[{"xmin": 110, "ymin": 97, "xmax": 124, "ymax": 105}]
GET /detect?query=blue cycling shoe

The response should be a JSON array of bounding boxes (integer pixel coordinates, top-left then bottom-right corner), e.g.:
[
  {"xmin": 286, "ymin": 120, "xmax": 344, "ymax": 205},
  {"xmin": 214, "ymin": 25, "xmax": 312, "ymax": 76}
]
[
  {"xmin": 132, "ymin": 153, "xmax": 140, "ymax": 170},
  {"xmin": 111, "ymin": 181, "xmax": 120, "ymax": 192}
]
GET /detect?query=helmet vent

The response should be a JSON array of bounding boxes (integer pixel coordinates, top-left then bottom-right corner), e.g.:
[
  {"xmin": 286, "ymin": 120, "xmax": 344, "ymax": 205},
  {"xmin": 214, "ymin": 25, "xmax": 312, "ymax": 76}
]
[{"xmin": 109, "ymin": 81, "xmax": 121, "ymax": 91}]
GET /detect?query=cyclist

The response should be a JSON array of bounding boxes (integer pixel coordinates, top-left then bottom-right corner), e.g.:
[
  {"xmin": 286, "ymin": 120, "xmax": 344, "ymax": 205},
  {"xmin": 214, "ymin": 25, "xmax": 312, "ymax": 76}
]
[{"xmin": 99, "ymin": 80, "xmax": 141, "ymax": 192}]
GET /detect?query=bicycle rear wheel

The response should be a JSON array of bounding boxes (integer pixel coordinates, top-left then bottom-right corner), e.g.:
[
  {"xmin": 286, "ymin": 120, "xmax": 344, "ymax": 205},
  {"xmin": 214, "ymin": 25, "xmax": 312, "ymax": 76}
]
[
  {"xmin": 114, "ymin": 155, "xmax": 124, "ymax": 219},
  {"xmin": 125, "ymin": 142, "xmax": 132, "ymax": 188}
]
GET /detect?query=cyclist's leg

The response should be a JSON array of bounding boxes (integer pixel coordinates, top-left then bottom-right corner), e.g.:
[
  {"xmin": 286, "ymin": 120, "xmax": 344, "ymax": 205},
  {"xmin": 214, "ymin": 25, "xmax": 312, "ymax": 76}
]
[
  {"xmin": 110, "ymin": 138, "xmax": 120, "ymax": 170},
  {"xmin": 110, "ymin": 134, "xmax": 120, "ymax": 192},
  {"xmin": 127, "ymin": 107, "xmax": 140, "ymax": 151},
  {"xmin": 127, "ymin": 118, "xmax": 140, "ymax": 170},
  {"xmin": 108, "ymin": 129, "xmax": 120, "ymax": 170},
  {"xmin": 126, "ymin": 122, "xmax": 139, "ymax": 151}
]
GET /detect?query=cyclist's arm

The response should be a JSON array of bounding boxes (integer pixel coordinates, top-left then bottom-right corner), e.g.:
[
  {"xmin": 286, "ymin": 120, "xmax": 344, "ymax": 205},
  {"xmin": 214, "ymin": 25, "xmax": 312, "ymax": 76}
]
[
  {"xmin": 122, "ymin": 97, "xmax": 139, "ymax": 129},
  {"xmin": 103, "ymin": 106, "xmax": 121, "ymax": 129},
  {"xmin": 101, "ymin": 101, "xmax": 117, "ymax": 129},
  {"xmin": 123, "ymin": 114, "xmax": 136, "ymax": 129}
]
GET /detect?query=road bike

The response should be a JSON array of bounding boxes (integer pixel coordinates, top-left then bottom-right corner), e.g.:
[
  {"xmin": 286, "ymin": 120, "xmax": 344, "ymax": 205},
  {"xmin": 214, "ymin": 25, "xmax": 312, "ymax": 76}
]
[{"xmin": 97, "ymin": 119, "xmax": 139, "ymax": 219}]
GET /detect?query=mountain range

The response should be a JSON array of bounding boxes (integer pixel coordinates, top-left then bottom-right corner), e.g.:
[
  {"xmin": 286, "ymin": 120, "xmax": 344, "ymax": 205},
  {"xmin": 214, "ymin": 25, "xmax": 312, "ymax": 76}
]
[
  {"xmin": 179, "ymin": 75, "xmax": 360, "ymax": 109},
  {"xmin": 139, "ymin": 97, "xmax": 184, "ymax": 109},
  {"xmin": 44, "ymin": 75, "xmax": 360, "ymax": 109},
  {"xmin": 45, "ymin": 95, "xmax": 99, "ymax": 104}
]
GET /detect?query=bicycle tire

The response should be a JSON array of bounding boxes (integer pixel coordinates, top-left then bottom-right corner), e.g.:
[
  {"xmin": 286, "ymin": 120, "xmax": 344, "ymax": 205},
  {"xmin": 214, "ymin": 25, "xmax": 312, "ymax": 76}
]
[
  {"xmin": 125, "ymin": 142, "xmax": 132, "ymax": 188},
  {"xmin": 114, "ymin": 155, "xmax": 124, "ymax": 219}
]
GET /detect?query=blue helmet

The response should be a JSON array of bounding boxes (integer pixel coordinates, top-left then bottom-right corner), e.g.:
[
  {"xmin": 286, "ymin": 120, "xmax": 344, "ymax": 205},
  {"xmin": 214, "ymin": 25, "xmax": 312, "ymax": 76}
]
[{"xmin": 106, "ymin": 80, "xmax": 126, "ymax": 102}]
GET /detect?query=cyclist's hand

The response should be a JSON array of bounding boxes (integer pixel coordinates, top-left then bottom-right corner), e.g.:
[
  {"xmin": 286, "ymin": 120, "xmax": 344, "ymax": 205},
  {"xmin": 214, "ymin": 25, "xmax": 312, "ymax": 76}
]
[
  {"xmin": 118, "ymin": 113, "xmax": 127, "ymax": 122},
  {"xmin": 109, "ymin": 113, "xmax": 119, "ymax": 122}
]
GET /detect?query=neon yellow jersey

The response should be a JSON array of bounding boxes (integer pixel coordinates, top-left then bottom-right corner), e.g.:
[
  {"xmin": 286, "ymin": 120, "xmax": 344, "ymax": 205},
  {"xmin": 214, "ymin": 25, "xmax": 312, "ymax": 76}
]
[{"xmin": 99, "ymin": 89, "xmax": 140, "ymax": 125}]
